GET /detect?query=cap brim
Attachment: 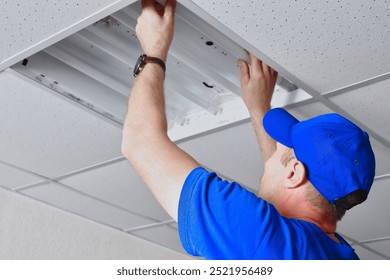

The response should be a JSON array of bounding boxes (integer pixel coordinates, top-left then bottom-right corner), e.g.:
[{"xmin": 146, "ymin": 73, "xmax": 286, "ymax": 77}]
[{"xmin": 263, "ymin": 108, "xmax": 299, "ymax": 148}]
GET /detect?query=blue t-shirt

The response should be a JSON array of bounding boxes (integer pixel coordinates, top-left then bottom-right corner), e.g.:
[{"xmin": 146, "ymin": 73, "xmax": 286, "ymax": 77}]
[{"xmin": 178, "ymin": 167, "xmax": 359, "ymax": 260}]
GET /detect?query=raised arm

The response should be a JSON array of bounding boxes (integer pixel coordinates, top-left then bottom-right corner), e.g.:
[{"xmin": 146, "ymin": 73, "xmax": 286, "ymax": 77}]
[
  {"xmin": 238, "ymin": 52, "xmax": 278, "ymax": 163},
  {"xmin": 121, "ymin": 0, "xmax": 199, "ymax": 221}
]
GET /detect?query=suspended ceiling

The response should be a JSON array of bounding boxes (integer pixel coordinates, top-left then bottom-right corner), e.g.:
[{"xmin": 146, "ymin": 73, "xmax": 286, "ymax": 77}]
[{"xmin": 0, "ymin": 0, "xmax": 390, "ymax": 259}]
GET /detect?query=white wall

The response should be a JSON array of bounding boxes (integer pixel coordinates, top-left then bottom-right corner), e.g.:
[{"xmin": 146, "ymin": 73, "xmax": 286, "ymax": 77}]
[{"xmin": 0, "ymin": 188, "xmax": 192, "ymax": 259}]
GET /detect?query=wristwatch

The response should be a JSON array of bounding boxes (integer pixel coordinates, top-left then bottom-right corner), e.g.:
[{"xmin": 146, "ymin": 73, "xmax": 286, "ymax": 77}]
[{"xmin": 133, "ymin": 54, "xmax": 166, "ymax": 77}]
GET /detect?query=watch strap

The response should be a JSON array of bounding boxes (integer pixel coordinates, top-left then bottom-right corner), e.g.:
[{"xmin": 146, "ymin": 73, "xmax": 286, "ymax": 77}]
[
  {"xmin": 133, "ymin": 54, "xmax": 166, "ymax": 77},
  {"xmin": 144, "ymin": 56, "xmax": 166, "ymax": 73}
]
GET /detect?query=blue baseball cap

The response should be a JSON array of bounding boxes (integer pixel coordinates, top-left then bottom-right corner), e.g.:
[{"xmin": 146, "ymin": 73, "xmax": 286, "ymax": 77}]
[{"xmin": 263, "ymin": 108, "xmax": 376, "ymax": 209}]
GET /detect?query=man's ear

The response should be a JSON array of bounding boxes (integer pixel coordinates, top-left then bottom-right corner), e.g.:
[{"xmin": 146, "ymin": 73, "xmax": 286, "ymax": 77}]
[{"xmin": 284, "ymin": 160, "xmax": 307, "ymax": 189}]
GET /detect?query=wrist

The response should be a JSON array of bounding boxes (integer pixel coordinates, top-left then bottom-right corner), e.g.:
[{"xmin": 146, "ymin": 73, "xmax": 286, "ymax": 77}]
[
  {"xmin": 248, "ymin": 106, "xmax": 271, "ymax": 126},
  {"xmin": 148, "ymin": 53, "xmax": 167, "ymax": 62},
  {"xmin": 247, "ymin": 104, "xmax": 271, "ymax": 116},
  {"xmin": 134, "ymin": 54, "xmax": 166, "ymax": 77},
  {"xmin": 144, "ymin": 47, "xmax": 169, "ymax": 62}
]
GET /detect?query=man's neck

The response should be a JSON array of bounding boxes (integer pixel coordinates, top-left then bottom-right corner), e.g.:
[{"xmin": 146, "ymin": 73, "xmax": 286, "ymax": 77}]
[{"xmin": 275, "ymin": 195, "xmax": 338, "ymax": 239}]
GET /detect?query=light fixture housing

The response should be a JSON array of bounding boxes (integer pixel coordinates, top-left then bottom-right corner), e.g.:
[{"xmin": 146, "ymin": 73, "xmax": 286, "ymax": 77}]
[{"xmin": 11, "ymin": 1, "xmax": 310, "ymax": 141}]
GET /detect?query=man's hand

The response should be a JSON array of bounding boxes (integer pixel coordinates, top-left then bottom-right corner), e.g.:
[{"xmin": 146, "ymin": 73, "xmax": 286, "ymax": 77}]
[
  {"xmin": 238, "ymin": 52, "xmax": 278, "ymax": 113},
  {"xmin": 238, "ymin": 52, "xmax": 278, "ymax": 166},
  {"xmin": 136, "ymin": 0, "xmax": 176, "ymax": 61}
]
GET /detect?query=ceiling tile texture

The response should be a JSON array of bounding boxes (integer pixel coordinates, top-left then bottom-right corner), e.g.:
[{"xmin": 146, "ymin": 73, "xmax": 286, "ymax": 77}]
[
  {"xmin": 191, "ymin": 0, "xmax": 390, "ymax": 93},
  {"xmin": 1, "ymin": 0, "xmax": 390, "ymax": 260},
  {"xmin": 0, "ymin": 70, "xmax": 123, "ymax": 178},
  {"xmin": 0, "ymin": 0, "xmax": 137, "ymax": 69}
]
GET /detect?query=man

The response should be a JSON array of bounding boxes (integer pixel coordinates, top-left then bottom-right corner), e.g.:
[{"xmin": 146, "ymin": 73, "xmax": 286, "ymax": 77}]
[{"xmin": 122, "ymin": 0, "xmax": 376, "ymax": 259}]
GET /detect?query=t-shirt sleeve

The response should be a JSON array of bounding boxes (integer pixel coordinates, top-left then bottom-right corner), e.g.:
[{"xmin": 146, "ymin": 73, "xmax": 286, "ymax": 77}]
[{"xmin": 178, "ymin": 167, "xmax": 277, "ymax": 259}]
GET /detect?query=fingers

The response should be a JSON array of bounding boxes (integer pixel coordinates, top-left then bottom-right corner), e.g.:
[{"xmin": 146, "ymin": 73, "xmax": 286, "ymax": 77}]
[
  {"xmin": 164, "ymin": 0, "xmax": 177, "ymax": 18},
  {"xmin": 248, "ymin": 51, "xmax": 263, "ymax": 74},
  {"xmin": 141, "ymin": 0, "xmax": 176, "ymax": 17},
  {"xmin": 262, "ymin": 60, "xmax": 276, "ymax": 77},
  {"xmin": 270, "ymin": 68, "xmax": 278, "ymax": 78},
  {"xmin": 244, "ymin": 50, "xmax": 277, "ymax": 77},
  {"xmin": 154, "ymin": 1, "xmax": 164, "ymax": 16},
  {"xmin": 141, "ymin": 0, "xmax": 154, "ymax": 9},
  {"xmin": 238, "ymin": 59, "xmax": 250, "ymax": 84}
]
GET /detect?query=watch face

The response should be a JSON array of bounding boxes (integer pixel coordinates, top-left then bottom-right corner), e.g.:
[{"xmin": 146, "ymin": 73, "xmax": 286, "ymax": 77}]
[{"xmin": 133, "ymin": 54, "xmax": 146, "ymax": 77}]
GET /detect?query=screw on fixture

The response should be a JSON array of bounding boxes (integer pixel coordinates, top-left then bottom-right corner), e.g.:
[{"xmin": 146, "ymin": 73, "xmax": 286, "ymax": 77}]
[{"xmin": 93, "ymin": 16, "xmax": 119, "ymax": 28}]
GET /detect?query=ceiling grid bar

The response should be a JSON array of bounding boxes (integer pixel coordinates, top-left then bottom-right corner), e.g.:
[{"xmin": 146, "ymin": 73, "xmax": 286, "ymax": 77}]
[
  {"xmin": 0, "ymin": 186, "xmax": 179, "ymax": 255},
  {"xmin": 124, "ymin": 220, "xmax": 176, "ymax": 233},
  {"xmin": 19, "ymin": 180, "xmax": 162, "ymax": 224},
  {"xmin": 341, "ymin": 233, "xmax": 390, "ymax": 259},
  {"xmin": 307, "ymin": 94, "xmax": 390, "ymax": 150},
  {"xmin": 41, "ymin": 180, "xmax": 162, "ymax": 223},
  {"xmin": 284, "ymin": 88, "xmax": 390, "ymax": 151},
  {"xmin": 321, "ymin": 71, "xmax": 390, "ymax": 99},
  {"xmin": 373, "ymin": 173, "xmax": 390, "ymax": 181},
  {"xmin": 358, "ymin": 236, "xmax": 390, "ymax": 244},
  {"xmin": 0, "ymin": 159, "xmax": 163, "ymax": 224}
]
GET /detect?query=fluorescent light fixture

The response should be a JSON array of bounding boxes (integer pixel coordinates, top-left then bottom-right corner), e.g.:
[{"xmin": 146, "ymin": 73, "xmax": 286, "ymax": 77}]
[{"xmin": 11, "ymin": 1, "xmax": 310, "ymax": 141}]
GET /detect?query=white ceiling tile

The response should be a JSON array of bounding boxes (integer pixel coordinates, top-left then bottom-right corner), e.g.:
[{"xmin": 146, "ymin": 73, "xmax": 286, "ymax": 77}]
[
  {"xmin": 0, "ymin": 0, "xmax": 137, "ymax": 69},
  {"xmin": 353, "ymin": 244, "xmax": 388, "ymax": 260},
  {"xmin": 0, "ymin": 162, "xmax": 43, "ymax": 189},
  {"xmin": 190, "ymin": 0, "xmax": 390, "ymax": 93},
  {"xmin": 131, "ymin": 224, "xmax": 187, "ymax": 255},
  {"xmin": 0, "ymin": 70, "xmax": 122, "ymax": 177},
  {"xmin": 178, "ymin": 121, "xmax": 263, "ymax": 191},
  {"xmin": 330, "ymin": 79, "xmax": 390, "ymax": 142},
  {"xmin": 22, "ymin": 182, "xmax": 151, "ymax": 230},
  {"xmin": 370, "ymin": 139, "xmax": 390, "ymax": 177},
  {"xmin": 359, "ymin": 240, "xmax": 390, "ymax": 260},
  {"xmin": 60, "ymin": 160, "xmax": 171, "ymax": 221},
  {"xmin": 288, "ymin": 102, "xmax": 333, "ymax": 119},
  {"xmin": 338, "ymin": 178, "xmax": 390, "ymax": 241}
]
